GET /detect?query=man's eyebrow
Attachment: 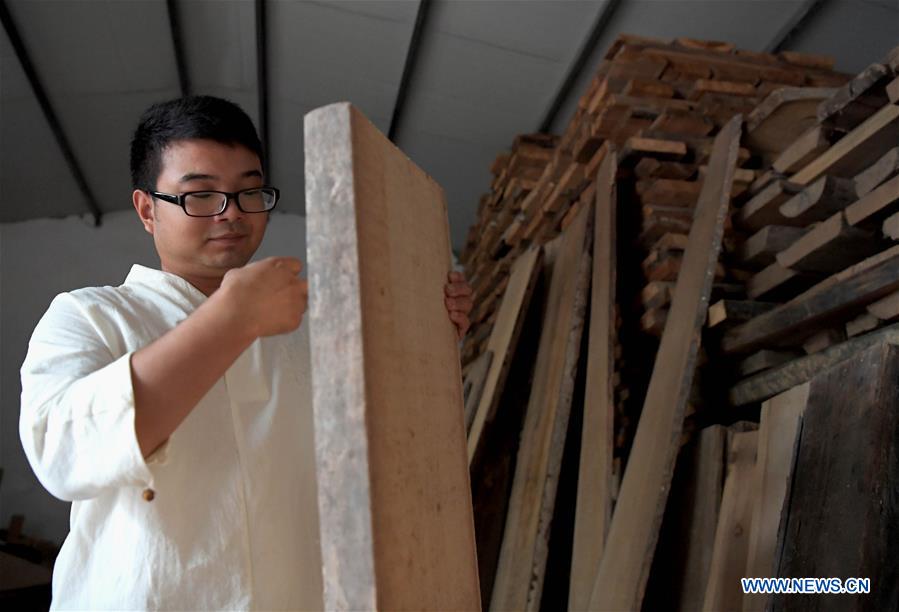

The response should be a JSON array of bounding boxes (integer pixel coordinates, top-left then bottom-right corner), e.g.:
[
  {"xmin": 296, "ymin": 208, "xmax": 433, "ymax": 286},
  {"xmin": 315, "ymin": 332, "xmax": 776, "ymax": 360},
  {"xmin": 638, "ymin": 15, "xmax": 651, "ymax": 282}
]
[{"xmin": 179, "ymin": 169, "xmax": 263, "ymax": 183}]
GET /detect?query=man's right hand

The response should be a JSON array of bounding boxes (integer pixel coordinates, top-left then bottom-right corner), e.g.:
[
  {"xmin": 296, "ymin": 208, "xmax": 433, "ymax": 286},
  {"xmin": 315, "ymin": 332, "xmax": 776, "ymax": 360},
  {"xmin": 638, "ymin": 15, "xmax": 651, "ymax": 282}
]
[{"xmin": 219, "ymin": 257, "xmax": 309, "ymax": 339}]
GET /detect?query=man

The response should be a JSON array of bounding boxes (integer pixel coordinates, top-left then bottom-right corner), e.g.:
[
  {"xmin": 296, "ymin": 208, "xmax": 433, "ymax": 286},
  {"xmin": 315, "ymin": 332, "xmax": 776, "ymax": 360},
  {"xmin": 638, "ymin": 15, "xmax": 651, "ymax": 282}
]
[{"xmin": 19, "ymin": 96, "xmax": 474, "ymax": 609}]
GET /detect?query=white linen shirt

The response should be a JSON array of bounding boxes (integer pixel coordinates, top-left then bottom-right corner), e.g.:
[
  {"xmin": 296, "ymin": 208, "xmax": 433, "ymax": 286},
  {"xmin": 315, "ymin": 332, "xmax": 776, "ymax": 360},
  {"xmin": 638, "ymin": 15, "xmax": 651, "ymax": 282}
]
[{"xmin": 19, "ymin": 264, "xmax": 324, "ymax": 610}]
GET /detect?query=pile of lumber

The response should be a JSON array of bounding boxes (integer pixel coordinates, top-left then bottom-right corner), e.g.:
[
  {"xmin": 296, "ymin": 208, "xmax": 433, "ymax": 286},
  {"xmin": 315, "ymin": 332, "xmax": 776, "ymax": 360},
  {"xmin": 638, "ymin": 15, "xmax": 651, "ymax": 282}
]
[
  {"xmin": 718, "ymin": 46, "xmax": 899, "ymax": 406},
  {"xmin": 458, "ymin": 33, "xmax": 859, "ymax": 612}
]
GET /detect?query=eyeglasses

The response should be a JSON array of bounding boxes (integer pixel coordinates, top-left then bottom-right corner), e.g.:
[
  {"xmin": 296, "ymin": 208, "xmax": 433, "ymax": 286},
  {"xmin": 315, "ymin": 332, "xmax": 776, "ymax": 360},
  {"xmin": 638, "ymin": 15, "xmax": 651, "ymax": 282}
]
[{"xmin": 147, "ymin": 187, "xmax": 280, "ymax": 217}]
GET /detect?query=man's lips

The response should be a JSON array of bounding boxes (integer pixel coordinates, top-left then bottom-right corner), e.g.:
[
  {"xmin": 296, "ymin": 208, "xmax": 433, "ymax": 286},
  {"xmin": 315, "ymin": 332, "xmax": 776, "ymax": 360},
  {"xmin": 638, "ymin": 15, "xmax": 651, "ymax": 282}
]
[{"xmin": 208, "ymin": 233, "xmax": 247, "ymax": 243}]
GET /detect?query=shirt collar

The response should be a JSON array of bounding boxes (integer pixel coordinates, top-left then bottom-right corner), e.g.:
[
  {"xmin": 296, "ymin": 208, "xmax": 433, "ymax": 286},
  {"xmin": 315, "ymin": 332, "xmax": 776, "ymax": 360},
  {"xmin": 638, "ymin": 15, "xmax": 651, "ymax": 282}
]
[{"xmin": 124, "ymin": 264, "xmax": 210, "ymax": 307}]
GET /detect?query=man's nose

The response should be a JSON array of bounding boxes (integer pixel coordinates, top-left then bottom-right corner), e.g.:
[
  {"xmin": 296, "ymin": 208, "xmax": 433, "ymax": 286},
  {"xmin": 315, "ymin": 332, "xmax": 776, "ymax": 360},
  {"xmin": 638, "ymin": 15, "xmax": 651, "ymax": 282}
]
[{"xmin": 215, "ymin": 194, "xmax": 244, "ymax": 220}]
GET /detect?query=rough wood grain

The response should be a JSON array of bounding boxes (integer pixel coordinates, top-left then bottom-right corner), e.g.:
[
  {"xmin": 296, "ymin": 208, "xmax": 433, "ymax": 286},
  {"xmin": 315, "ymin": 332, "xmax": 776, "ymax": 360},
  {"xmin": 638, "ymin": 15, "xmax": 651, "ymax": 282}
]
[
  {"xmin": 569, "ymin": 151, "xmax": 617, "ymax": 611},
  {"xmin": 305, "ymin": 103, "xmax": 480, "ymax": 611},
  {"xmin": 587, "ymin": 115, "xmax": 742, "ymax": 611},
  {"xmin": 772, "ymin": 343, "xmax": 899, "ymax": 612},
  {"xmin": 491, "ymin": 202, "xmax": 593, "ymax": 612},
  {"xmin": 742, "ymin": 384, "xmax": 809, "ymax": 612},
  {"xmin": 746, "ymin": 87, "xmax": 836, "ymax": 158}
]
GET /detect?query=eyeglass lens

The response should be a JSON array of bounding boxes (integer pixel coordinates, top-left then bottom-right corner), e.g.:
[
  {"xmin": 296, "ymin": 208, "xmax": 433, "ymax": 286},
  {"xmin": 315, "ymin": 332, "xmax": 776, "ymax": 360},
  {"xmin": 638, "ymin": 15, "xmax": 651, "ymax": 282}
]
[{"xmin": 184, "ymin": 189, "xmax": 276, "ymax": 216}]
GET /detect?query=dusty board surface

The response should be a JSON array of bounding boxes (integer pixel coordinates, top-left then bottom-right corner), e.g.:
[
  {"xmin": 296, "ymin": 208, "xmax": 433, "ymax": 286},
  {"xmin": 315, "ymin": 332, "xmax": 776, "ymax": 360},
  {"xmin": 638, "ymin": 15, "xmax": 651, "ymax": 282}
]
[
  {"xmin": 490, "ymin": 202, "xmax": 593, "ymax": 612},
  {"xmin": 305, "ymin": 102, "xmax": 480, "ymax": 611},
  {"xmin": 588, "ymin": 115, "xmax": 741, "ymax": 611},
  {"xmin": 569, "ymin": 150, "xmax": 617, "ymax": 611}
]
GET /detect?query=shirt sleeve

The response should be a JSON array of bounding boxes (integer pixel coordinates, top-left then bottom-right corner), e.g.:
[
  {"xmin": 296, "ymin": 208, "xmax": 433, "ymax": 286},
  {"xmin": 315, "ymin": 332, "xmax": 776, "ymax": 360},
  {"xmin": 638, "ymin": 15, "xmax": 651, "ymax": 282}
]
[{"xmin": 19, "ymin": 292, "xmax": 155, "ymax": 502}]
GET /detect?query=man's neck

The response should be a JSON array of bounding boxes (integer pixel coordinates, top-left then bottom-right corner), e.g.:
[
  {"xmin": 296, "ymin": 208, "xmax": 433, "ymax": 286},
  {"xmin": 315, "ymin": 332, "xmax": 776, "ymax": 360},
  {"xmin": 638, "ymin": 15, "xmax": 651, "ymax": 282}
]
[{"xmin": 160, "ymin": 264, "xmax": 224, "ymax": 297}]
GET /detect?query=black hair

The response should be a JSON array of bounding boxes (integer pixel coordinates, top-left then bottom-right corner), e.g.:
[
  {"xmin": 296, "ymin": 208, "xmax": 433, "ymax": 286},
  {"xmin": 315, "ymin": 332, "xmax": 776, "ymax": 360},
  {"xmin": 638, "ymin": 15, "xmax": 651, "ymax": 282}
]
[{"xmin": 129, "ymin": 95, "xmax": 264, "ymax": 191}]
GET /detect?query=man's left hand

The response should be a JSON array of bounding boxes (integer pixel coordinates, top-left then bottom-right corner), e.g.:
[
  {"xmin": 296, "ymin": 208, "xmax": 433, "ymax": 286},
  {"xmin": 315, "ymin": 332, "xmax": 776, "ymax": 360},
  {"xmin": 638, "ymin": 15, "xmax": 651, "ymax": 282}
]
[{"xmin": 444, "ymin": 271, "xmax": 473, "ymax": 340}]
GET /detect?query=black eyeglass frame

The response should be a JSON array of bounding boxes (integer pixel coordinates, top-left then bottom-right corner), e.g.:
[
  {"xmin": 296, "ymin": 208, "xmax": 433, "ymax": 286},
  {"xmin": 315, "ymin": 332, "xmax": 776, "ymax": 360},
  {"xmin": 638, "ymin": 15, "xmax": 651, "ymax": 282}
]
[{"xmin": 146, "ymin": 187, "xmax": 281, "ymax": 217}]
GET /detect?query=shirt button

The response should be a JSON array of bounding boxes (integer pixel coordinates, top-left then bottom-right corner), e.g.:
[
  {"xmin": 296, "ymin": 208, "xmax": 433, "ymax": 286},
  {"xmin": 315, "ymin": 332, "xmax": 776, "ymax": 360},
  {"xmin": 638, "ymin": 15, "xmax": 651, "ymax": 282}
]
[{"xmin": 142, "ymin": 488, "xmax": 156, "ymax": 502}]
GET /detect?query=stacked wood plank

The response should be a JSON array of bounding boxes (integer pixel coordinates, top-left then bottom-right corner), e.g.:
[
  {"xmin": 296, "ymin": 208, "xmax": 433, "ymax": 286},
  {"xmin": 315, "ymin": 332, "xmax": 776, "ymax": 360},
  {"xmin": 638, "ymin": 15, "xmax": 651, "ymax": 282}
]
[
  {"xmin": 456, "ymin": 33, "xmax": 877, "ymax": 612},
  {"xmin": 720, "ymin": 46, "xmax": 899, "ymax": 406}
]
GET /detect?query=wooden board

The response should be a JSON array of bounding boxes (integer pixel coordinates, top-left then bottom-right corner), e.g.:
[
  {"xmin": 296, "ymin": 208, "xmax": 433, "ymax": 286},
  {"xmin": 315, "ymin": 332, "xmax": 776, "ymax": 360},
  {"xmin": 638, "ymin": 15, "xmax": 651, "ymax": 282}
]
[
  {"xmin": 854, "ymin": 146, "xmax": 899, "ymax": 197},
  {"xmin": 642, "ymin": 424, "xmax": 726, "ymax": 612},
  {"xmin": 588, "ymin": 115, "xmax": 742, "ymax": 611},
  {"xmin": 737, "ymin": 179, "xmax": 800, "ymax": 231},
  {"xmin": 490, "ymin": 202, "xmax": 593, "ymax": 612},
  {"xmin": 775, "ymin": 212, "xmax": 880, "ymax": 274},
  {"xmin": 745, "ymin": 87, "xmax": 836, "ymax": 159},
  {"xmin": 467, "ymin": 246, "xmax": 543, "ymax": 464},
  {"xmin": 843, "ymin": 172, "xmax": 899, "ymax": 227},
  {"xmin": 724, "ymin": 246, "xmax": 899, "ymax": 353},
  {"xmin": 462, "ymin": 350, "xmax": 493, "ymax": 435},
  {"xmin": 707, "ymin": 299, "xmax": 777, "ymax": 329},
  {"xmin": 791, "ymin": 102, "xmax": 899, "ymax": 186},
  {"xmin": 742, "ymin": 384, "xmax": 809, "ymax": 612},
  {"xmin": 738, "ymin": 225, "xmax": 806, "ymax": 268},
  {"xmin": 771, "ymin": 343, "xmax": 899, "ymax": 612},
  {"xmin": 305, "ymin": 103, "xmax": 480, "ymax": 611},
  {"xmin": 729, "ymin": 321, "xmax": 899, "ymax": 405},
  {"xmin": 778, "ymin": 175, "xmax": 857, "ymax": 226},
  {"xmin": 771, "ymin": 125, "xmax": 833, "ymax": 175},
  {"xmin": 701, "ymin": 429, "xmax": 758, "ymax": 612},
  {"xmin": 569, "ymin": 151, "xmax": 617, "ymax": 611}
]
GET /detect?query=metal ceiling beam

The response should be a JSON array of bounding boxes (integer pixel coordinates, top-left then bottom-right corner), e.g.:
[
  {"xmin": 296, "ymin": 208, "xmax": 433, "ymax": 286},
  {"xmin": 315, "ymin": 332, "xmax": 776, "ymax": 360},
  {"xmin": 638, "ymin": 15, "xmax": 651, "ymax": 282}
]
[
  {"xmin": 255, "ymin": 0, "xmax": 270, "ymax": 169},
  {"xmin": 166, "ymin": 0, "xmax": 190, "ymax": 96},
  {"xmin": 764, "ymin": 0, "xmax": 829, "ymax": 54},
  {"xmin": 538, "ymin": 0, "xmax": 623, "ymax": 134},
  {"xmin": 0, "ymin": 0, "xmax": 103, "ymax": 225},
  {"xmin": 387, "ymin": 0, "xmax": 433, "ymax": 144}
]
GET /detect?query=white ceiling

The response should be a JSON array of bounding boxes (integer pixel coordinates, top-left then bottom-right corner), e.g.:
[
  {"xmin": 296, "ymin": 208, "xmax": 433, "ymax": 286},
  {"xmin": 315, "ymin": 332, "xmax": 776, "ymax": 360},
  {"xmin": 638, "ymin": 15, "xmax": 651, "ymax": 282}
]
[{"xmin": 1, "ymin": 0, "xmax": 897, "ymax": 251}]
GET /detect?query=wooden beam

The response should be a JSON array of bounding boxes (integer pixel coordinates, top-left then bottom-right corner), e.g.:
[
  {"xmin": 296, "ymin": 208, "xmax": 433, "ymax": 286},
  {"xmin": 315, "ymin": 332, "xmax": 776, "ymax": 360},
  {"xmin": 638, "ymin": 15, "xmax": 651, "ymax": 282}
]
[
  {"xmin": 738, "ymin": 225, "xmax": 807, "ymax": 268},
  {"xmin": 491, "ymin": 202, "xmax": 593, "ymax": 611},
  {"xmin": 569, "ymin": 150, "xmax": 618, "ymax": 611},
  {"xmin": 729, "ymin": 321, "xmax": 899, "ymax": 405},
  {"xmin": 305, "ymin": 103, "xmax": 480, "ymax": 610},
  {"xmin": 588, "ymin": 116, "xmax": 742, "ymax": 611},
  {"xmin": 790, "ymin": 102, "xmax": 899, "ymax": 186},
  {"xmin": 743, "ymin": 384, "xmax": 809, "ymax": 612},
  {"xmin": 771, "ymin": 125, "xmax": 832, "ymax": 175},
  {"xmin": 724, "ymin": 245, "xmax": 899, "ymax": 354},
  {"xmin": 0, "ymin": 0, "xmax": 102, "ymax": 224},
  {"xmin": 467, "ymin": 246, "xmax": 543, "ymax": 464},
  {"xmin": 388, "ymin": 0, "xmax": 432, "ymax": 143},
  {"xmin": 843, "ymin": 172, "xmax": 899, "ymax": 227}
]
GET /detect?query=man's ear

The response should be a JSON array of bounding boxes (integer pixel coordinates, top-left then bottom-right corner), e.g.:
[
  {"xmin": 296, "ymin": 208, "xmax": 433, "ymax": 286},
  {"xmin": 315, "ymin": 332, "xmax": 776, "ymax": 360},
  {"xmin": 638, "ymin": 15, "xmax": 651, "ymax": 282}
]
[{"xmin": 133, "ymin": 189, "xmax": 155, "ymax": 235}]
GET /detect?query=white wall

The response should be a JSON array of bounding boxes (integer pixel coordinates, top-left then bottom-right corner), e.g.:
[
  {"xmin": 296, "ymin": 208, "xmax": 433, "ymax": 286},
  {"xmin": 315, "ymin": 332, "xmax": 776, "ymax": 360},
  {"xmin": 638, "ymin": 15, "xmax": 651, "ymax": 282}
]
[{"xmin": 0, "ymin": 209, "xmax": 307, "ymax": 543}]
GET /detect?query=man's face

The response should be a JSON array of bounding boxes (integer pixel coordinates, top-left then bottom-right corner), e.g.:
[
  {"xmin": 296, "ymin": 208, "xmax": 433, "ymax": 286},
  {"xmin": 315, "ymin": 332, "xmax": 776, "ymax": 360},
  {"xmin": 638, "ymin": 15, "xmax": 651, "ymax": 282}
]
[{"xmin": 134, "ymin": 139, "xmax": 269, "ymax": 280}]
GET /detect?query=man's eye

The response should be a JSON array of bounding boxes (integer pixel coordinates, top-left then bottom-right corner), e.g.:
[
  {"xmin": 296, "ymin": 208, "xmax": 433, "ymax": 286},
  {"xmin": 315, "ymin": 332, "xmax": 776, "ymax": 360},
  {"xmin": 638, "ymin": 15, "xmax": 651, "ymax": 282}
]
[
  {"xmin": 192, "ymin": 193, "xmax": 216, "ymax": 200},
  {"xmin": 243, "ymin": 189, "xmax": 261, "ymax": 196}
]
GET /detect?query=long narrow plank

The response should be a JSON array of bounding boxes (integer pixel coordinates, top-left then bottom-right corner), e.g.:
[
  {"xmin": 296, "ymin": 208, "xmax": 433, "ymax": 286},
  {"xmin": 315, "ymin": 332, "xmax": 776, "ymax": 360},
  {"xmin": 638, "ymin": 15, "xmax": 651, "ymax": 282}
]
[
  {"xmin": 775, "ymin": 212, "xmax": 879, "ymax": 274},
  {"xmin": 462, "ymin": 350, "xmax": 493, "ymax": 435},
  {"xmin": 569, "ymin": 150, "xmax": 617, "ymax": 611},
  {"xmin": 467, "ymin": 246, "xmax": 543, "ymax": 464},
  {"xmin": 729, "ymin": 321, "xmax": 899, "ymax": 405},
  {"xmin": 723, "ymin": 246, "xmax": 899, "ymax": 354},
  {"xmin": 701, "ymin": 429, "xmax": 759, "ymax": 612},
  {"xmin": 491, "ymin": 202, "xmax": 593, "ymax": 612},
  {"xmin": 588, "ymin": 115, "xmax": 742, "ymax": 611},
  {"xmin": 305, "ymin": 103, "xmax": 480, "ymax": 611},
  {"xmin": 772, "ymin": 343, "xmax": 899, "ymax": 611},
  {"xmin": 790, "ymin": 102, "xmax": 899, "ymax": 186},
  {"xmin": 742, "ymin": 384, "xmax": 810, "ymax": 612}
]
